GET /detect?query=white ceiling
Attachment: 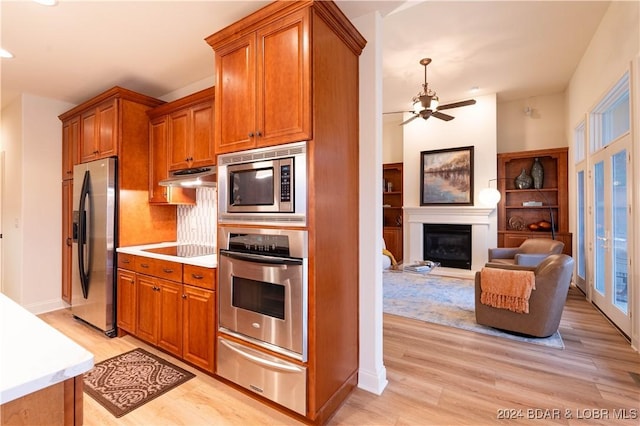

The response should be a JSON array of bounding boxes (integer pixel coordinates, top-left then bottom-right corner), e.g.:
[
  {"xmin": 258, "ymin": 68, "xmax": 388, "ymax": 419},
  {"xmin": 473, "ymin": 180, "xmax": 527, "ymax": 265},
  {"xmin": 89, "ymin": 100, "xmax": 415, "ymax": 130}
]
[{"xmin": 1, "ymin": 1, "xmax": 611, "ymax": 114}]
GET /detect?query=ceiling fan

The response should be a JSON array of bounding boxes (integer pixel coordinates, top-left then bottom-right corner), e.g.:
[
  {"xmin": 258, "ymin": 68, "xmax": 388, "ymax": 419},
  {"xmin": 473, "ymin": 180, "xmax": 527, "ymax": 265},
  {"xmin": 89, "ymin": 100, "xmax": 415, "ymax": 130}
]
[{"xmin": 394, "ymin": 58, "xmax": 476, "ymax": 125}]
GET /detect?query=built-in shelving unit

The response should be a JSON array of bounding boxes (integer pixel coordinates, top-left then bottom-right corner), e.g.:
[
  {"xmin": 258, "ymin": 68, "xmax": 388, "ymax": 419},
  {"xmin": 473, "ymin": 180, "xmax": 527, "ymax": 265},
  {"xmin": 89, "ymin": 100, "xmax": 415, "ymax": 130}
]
[
  {"xmin": 497, "ymin": 147, "xmax": 572, "ymax": 255},
  {"xmin": 383, "ymin": 162, "xmax": 403, "ymax": 262}
]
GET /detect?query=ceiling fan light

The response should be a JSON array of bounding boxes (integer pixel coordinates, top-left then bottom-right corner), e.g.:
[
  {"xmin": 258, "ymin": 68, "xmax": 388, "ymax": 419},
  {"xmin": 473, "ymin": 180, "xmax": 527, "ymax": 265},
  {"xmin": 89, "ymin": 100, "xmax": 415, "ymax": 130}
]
[
  {"xmin": 412, "ymin": 100, "xmax": 422, "ymax": 114},
  {"xmin": 431, "ymin": 96, "xmax": 439, "ymax": 110}
]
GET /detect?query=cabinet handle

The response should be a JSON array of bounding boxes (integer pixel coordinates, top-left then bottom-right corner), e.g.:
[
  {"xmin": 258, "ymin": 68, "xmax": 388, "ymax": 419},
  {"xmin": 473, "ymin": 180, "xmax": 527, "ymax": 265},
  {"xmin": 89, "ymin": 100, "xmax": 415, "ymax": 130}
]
[
  {"xmin": 163, "ymin": 268, "xmax": 174, "ymax": 273},
  {"xmin": 122, "ymin": 259, "xmax": 130, "ymax": 264},
  {"xmin": 256, "ymin": 131, "xmax": 262, "ymax": 137},
  {"xmin": 93, "ymin": 150, "xmax": 99, "ymax": 155},
  {"xmin": 182, "ymin": 294, "xmax": 187, "ymax": 299},
  {"xmin": 140, "ymin": 263, "xmax": 149, "ymax": 268},
  {"xmin": 191, "ymin": 274, "xmax": 204, "ymax": 280},
  {"xmin": 66, "ymin": 238, "xmax": 72, "ymax": 246},
  {"xmin": 130, "ymin": 279, "xmax": 134, "ymax": 284}
]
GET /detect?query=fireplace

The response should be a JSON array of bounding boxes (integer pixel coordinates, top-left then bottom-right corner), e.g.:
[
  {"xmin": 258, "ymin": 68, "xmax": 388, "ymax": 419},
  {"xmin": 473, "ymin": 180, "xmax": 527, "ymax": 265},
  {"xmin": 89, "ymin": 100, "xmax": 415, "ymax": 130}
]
[{"xmin": 423, "ymin": 224, "xmax": 472, "ymax": 270}]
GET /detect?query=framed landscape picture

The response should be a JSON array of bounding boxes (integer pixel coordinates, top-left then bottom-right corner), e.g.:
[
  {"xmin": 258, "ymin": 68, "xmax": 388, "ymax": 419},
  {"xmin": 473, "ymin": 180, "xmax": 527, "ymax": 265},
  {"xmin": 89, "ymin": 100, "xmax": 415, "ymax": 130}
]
[{"xmin": 420, "ymin": 146, "xmax": 474, "ymax": 205}]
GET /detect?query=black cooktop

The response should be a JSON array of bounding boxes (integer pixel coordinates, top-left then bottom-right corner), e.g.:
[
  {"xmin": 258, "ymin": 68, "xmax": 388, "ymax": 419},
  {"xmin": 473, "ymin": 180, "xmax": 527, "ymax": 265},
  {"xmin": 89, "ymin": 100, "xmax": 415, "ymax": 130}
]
[{"xmin": 142, "ymin": 244, "xmax": 216, "ymax": 258}]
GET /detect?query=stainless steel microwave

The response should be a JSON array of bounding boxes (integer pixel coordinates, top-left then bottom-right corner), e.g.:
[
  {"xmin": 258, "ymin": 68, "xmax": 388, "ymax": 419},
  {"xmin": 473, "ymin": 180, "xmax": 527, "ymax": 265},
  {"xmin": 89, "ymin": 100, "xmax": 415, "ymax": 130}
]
[{"xmin": 217, "ymin": 142, "xmax": 307, "ymax": 225}]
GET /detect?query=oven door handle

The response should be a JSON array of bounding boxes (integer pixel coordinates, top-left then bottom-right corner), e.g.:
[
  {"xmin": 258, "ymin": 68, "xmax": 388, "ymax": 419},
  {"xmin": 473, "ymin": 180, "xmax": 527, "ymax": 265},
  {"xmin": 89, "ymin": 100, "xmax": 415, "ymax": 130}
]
[
  {"xmin": 219, "ymin": 338, "xmax": 304, "ymax": 373},
  {"xmin": 220, "ymin": 250, "xmax": 303, "ymax": 266}
]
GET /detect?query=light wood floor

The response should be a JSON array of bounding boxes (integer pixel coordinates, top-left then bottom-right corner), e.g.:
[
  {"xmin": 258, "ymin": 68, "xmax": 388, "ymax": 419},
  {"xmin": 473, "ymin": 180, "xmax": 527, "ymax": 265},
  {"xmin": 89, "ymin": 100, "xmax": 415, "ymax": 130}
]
[{"xmin": 39, "ymin": 286, "xmax": 639, "ymax": 425}]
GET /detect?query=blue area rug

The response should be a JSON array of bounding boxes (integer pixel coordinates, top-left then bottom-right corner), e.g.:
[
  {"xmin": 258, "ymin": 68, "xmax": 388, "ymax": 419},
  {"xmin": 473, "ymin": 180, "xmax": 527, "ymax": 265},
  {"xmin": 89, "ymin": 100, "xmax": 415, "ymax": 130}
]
[{"xmin": 383, "ymin": 270, "xmax": 564, "ymax": 349}]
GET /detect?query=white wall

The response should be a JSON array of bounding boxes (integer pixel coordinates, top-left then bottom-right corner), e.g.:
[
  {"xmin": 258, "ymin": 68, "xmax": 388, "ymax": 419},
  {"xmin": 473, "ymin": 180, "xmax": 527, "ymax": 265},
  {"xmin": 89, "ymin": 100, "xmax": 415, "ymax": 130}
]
[
  {"xmin": 565, "ymin": 0, "xmax": 639, "ymax": 349},
  {"xmin": 1, "ymin": 94, "xmax": 75, "ymax": 312},
  {"xmin": 497, "ymin": 92, "xmax": 567, "ymax": 153},
  {"xmin": 382, "ymin": 113, "xmax": 403, "ymax": 163},
  {"xmin": 403, "ymin": 94, "xmax": 498, "ymax": 205},
  {"xmin": 1, "ymin": 98, "xmax": 23, "ymax": 302}
]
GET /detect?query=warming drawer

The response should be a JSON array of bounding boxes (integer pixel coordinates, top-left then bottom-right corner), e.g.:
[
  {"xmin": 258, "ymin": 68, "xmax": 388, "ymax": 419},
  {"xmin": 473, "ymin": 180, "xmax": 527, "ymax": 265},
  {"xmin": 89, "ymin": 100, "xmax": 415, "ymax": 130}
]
[{"xmin": 217, "ymin": 336, "xmax": 306, "ymax": 415}]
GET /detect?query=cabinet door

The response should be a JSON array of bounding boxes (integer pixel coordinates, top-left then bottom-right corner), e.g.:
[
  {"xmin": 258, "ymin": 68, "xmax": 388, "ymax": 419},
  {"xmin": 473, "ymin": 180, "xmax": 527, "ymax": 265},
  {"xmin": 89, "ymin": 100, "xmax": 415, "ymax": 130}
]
[
  {"xmin": 149, "ymin": 116, "xmax": 196, "ymax": 205},
  {"xmin": 116, "ymin": 269, "xmax": 137, "ymax": 334},
  {"xmin": 190, "ymin": 101, "xmax": 215, "ymax": 168},
  {"xmin": 61, "ymin": 181, "xmax": 73, "ymax": 304},
  {"xmin": 96, "ymin": 99, "xmax": 118, "ymax": 158},
  {"xmin": 80, "ymin": 109, "xmax": 98, "ymax": 163},
  {"xmin": 168, "ymin": 109, "xmax": 191, "ymax": 170},
  {"xmin": 62, "ymin": 116, "xmax": 79, "ymax": 180},
  {"xmin": 136, "ymin": 275, "xmax": 159, "ymax": 344},
  {"xmin": 383, "ymin": 227, "xmax": 403, "ymax": 262},
  {"xmin": 148, "ymin": 117, "xmax": 170, "ymax": 203},
  {"xmin": 79, "ymin": 99, "xmax": 118, "ymax": 162},
  {"xmin": 182, "ymin": 285, "xmax": 215, "ymax": 372},
  {"xmin": 157, "ymin": 279, "xmax": 183, "ymax": 357},
  {"xmin": 255, "ymin": 10, "xmax": 311, "ymax": 147},
  {"xmin": 214, "ymin": 33, "xmax": 256, "ymax": 154}
]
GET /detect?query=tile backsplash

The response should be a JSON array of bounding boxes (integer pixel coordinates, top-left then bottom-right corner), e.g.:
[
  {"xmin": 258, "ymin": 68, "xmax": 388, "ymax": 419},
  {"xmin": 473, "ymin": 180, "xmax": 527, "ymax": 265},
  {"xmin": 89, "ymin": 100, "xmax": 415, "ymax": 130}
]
[{"xmin": 177, "ymin": 187, "xmax": 217, "ymax": 246}]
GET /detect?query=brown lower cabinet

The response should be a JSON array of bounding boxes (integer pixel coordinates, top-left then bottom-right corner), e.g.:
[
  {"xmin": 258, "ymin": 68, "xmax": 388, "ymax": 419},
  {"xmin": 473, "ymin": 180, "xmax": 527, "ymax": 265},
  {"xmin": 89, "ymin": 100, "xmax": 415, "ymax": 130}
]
[
  {"xmin": 1, "ymin": 377, "xmax": 83, "ymax": 426},
  {"xmin": 117, "ymin": 253, "xmax": 215, "ymax": 373}
]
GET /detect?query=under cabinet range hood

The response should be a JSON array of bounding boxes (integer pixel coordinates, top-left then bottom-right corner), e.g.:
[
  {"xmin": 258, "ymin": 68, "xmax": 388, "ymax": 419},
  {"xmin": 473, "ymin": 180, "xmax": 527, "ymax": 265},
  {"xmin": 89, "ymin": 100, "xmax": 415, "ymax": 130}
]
[{"xmin": 159, "ymin": 166, "xmax": 216, "ymax": 187}]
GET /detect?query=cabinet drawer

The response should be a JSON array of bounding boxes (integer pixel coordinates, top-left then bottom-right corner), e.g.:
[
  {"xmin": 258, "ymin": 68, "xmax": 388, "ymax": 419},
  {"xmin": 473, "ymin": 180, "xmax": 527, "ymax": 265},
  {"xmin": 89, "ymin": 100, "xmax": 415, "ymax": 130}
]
[
  {"xmin": 134, "ymin": 257, "xmax": 183, "ymax": 282},
  {"xmin": 118, "ymin": 253, "xmax": 136, "ymax": 269},
  {"xmin": 183, "ymin": 265, "xmax": 215, "ymax": 290}
]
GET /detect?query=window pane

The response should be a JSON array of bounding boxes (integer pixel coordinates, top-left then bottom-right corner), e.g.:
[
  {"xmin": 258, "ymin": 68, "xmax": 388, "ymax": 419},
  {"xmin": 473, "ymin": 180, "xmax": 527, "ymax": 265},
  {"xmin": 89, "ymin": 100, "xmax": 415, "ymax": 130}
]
[
  {"xmin": 590, "ymin": 71, "xmax": 630, "ymax": 152},
  {"xmin": 602, "ymin": 92, "xmax": 630, "ymax": 145},
  {"xmin": 577, "ymin": 170, "xmax": 586, "ymax": 280},
  {"xmin": 594, "ymin": 161, "xmax": 605, "ymax": 294},
  {"xmin": 612, "ymin": 150, "xmax": 628, "ymax": 313},
  {"xmin": 574, "ymin": 121, "xmax": 585, "ymax": 162}
]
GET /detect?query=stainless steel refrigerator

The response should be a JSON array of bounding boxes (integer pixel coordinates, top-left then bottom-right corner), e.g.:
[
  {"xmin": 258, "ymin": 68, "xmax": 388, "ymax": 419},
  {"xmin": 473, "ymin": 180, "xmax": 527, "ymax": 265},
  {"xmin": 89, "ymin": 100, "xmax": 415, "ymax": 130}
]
[{"xmin": 71, "ymin": 157, "xmax": 117, "ymax": 337}]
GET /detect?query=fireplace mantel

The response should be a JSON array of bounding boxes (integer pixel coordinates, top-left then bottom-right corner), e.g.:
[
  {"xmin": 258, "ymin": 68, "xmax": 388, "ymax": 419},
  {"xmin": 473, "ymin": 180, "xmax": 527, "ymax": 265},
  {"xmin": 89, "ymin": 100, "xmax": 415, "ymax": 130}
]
[{"xmin": 404, "ymin": 206, "xmax": 496, "ymax": 274}]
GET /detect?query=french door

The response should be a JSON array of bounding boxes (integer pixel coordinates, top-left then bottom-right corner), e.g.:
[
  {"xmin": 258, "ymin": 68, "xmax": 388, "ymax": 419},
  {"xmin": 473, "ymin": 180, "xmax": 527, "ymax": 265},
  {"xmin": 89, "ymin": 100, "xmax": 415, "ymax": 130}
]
[{"xmin": 590, "ymin": 136, "xmax": 631, "ymax": 336}]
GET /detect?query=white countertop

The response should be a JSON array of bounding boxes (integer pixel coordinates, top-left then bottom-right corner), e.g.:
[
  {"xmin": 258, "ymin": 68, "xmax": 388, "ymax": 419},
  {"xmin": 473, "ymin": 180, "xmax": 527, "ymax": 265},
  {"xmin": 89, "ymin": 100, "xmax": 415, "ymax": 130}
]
[
  {"xmin": 117, "ymin": 242, "xmax": 217, "ymax": 268},
  {"xmin": 0, "ymin": 293, "xmax": 94, "ymax": 404}
]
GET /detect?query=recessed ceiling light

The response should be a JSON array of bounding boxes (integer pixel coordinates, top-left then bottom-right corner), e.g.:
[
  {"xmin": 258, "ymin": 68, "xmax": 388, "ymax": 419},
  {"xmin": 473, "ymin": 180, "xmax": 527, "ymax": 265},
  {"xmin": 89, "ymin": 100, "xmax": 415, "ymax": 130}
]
[
  {"xmin": 470, "ymin": 86, "xmax": 480, "ymax": 93},
  {"xmin": 34, "ymin": 0, "xmax": 58, "ymax": 6},
  {"xmin": 0, "ymin": 48, "xmax": 14, "ymax": 59}
]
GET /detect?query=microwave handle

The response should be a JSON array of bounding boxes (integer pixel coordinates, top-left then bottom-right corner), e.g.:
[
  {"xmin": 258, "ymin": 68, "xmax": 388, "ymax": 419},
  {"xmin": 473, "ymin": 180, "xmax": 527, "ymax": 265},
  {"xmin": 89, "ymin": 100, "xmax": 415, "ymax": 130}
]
[{"xmin": 220, "ymin": 250, "xmax": 303, "ymax": 266}]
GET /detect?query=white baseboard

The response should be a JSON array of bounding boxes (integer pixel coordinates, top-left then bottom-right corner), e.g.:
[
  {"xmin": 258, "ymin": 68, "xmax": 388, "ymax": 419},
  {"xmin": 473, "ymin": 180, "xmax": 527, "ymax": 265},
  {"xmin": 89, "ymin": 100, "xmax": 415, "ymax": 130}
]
[
  {"xmin": 357, "ymin": 366, "xmax": 388, "ymax": 395},
  {"xmin": 24, "ymin": 298, "xmax": 67, "ymax": 315}
]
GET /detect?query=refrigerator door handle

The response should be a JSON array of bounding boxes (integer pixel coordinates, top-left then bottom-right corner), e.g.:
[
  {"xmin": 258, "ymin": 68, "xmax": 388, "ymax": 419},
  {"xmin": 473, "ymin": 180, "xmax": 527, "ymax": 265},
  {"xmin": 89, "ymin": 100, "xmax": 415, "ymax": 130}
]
[{"xmin": 78, "ymin": 170, "xmax": 91, "ymax": 299}]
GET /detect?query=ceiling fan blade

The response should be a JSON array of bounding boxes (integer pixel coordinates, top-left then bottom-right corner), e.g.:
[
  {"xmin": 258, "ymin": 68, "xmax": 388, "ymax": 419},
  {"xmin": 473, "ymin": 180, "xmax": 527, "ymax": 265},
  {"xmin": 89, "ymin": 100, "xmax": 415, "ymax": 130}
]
[
  {"xmin": 432, "ymin": 111, "xmax": 455, "ymax": 121},
  {"xmin": 437, "ymin": 99, "xmax": 477, "ymax": 111},
  {"xmin": 400, "ymin": 114, "xmax": 419, "ymax": 125},
  {"xmin": 383, "ymin": 110, "xmax": 412, "ymax": 115}
]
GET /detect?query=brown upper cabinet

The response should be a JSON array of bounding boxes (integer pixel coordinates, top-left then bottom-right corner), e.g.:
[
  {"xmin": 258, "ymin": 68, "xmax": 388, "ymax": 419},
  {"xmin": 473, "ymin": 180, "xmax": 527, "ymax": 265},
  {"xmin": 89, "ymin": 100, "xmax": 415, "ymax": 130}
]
[
  {"xmin": 61, "ymin": 115, "xmax": 79, "ymax": 180},
  {"xmin": 60, "ymin": 87, "xmax": 165, "ymax": 165},
  {"xmin": 79, "ymin": 98, "xmax": 118, "ymax": 162},
  {"xmin": 148, "ymin": 87, "xmax": 216, "ymax": 171},
  {"xmin": 146, "ymin": 87, "xmax": 215, "ymax": 205},
  {"xmin": 206, "ymin": 8, "xmax": 311, "ymax": 154}
]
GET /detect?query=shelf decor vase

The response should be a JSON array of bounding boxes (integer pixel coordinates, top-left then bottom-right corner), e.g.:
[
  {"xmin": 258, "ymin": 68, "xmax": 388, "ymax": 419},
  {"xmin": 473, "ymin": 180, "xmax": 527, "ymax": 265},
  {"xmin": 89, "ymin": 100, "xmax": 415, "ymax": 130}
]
[
  {"xmin": 530, "ymin": 157, "xmax": 544, "ymax": 189},
  {"xmin": 514, "ymin": 168, "xmax": 533, "ymax": 189}
]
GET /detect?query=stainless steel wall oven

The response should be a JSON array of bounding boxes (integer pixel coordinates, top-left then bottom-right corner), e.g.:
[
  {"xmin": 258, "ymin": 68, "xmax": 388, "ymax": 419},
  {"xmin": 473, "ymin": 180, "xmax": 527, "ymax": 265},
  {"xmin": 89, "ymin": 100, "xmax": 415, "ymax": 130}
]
[
  {"xmin": 217, "ymin": 226, "xmax": 308, "ymax": 415},
  {"xmin": 218, "ymin": 226, "xmax": 308, "ymax": 360}
]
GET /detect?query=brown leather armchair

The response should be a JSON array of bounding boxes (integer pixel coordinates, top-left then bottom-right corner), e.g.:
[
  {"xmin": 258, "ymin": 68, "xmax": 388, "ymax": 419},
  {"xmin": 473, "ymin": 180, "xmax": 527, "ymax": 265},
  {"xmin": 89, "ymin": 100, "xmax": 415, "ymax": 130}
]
[
  {"xmin": 475, "ymin": 254, "xmax": 575, "ymax": 337},
  {"xmin": 488, "ymin": 238, "xmax": 564, "ymax": 267}
]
